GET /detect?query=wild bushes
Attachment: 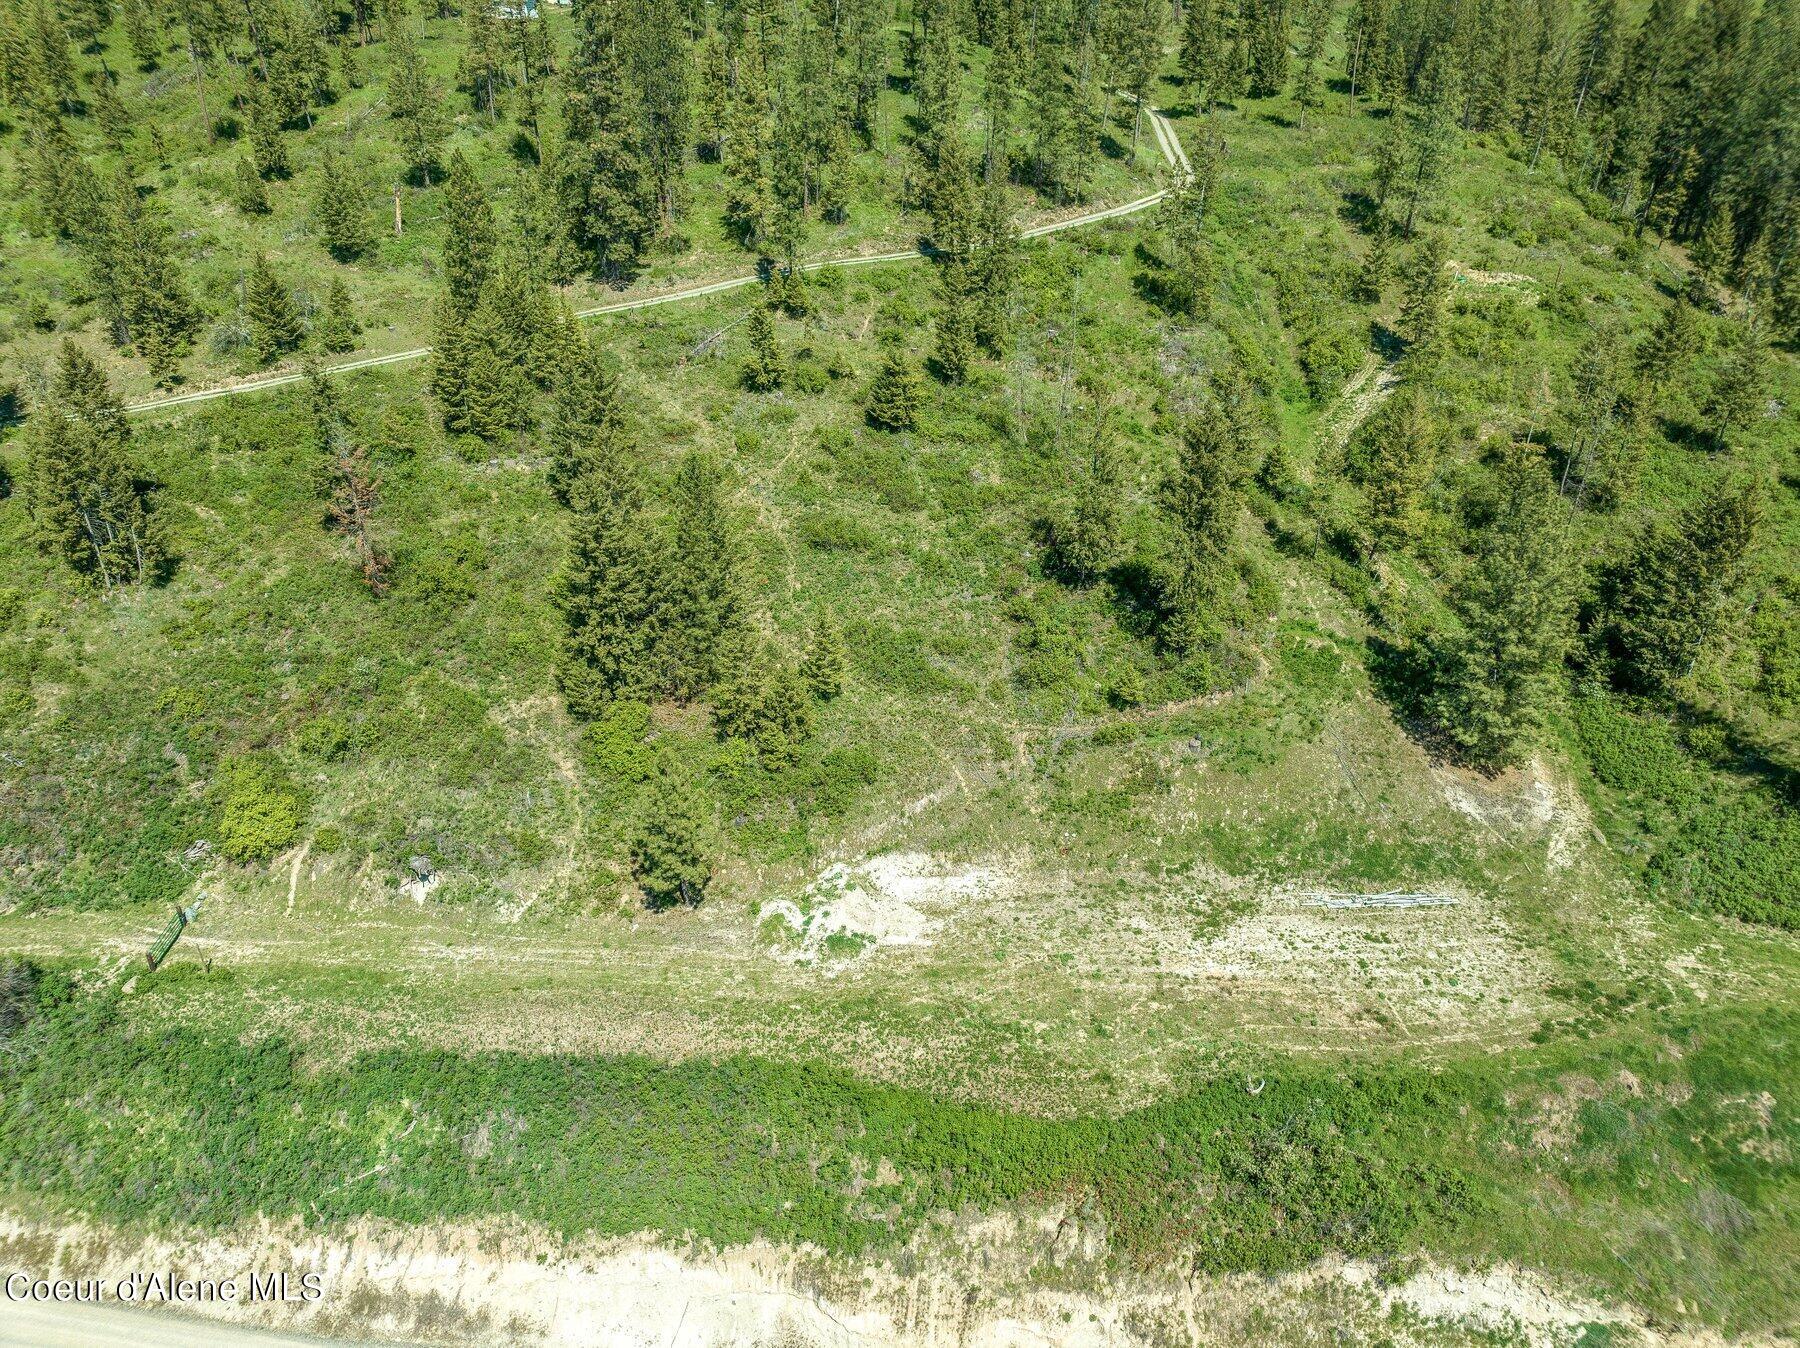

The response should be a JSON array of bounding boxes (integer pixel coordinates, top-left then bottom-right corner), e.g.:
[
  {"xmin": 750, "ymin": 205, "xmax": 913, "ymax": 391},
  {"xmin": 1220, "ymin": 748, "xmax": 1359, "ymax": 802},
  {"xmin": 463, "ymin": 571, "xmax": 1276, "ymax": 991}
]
[
  {"xmin": 6, "ymin": 983, "xmax": 1791, "ymax": 1308},
  {"xmin": 0, "ymin": 984, "xmax": 1473, "ymax": 1269},
  {"xmin": 214, "ymin": 755, "xmax": 305, "ymax": 862},
  {"xmin": 1572, "ymin": 691, "xmax": 1799, "ymax": 930}
]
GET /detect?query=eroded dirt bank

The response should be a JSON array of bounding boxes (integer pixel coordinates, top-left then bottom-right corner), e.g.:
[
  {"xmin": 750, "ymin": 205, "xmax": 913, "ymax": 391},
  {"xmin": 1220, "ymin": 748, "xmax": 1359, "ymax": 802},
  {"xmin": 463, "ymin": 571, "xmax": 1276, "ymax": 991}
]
[{"xmin": 1, "ymin": 1209, "xmax": 1777, "ymax": 1348}]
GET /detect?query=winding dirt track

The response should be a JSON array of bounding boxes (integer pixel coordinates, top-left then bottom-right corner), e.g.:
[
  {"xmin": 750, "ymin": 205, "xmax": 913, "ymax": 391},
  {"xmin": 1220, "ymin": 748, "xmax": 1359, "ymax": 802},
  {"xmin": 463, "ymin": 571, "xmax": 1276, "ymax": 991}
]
[{"xmin": 125, "ymin": 103, "xmax": 1189, "ymax": 418}]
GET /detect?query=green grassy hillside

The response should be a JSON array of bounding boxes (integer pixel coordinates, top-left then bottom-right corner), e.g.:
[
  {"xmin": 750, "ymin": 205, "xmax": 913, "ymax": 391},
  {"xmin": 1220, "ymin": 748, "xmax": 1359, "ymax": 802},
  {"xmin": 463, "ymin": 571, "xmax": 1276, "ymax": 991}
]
[{"xmin": 2, "ymin": 0, "xmax": 1798, "ymax": 1338}]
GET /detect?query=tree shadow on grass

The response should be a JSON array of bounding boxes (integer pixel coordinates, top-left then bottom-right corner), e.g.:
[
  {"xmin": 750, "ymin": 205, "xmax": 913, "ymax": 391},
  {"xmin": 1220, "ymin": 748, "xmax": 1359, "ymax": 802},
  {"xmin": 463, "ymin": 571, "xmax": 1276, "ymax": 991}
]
[
  {"xmin": 1340, "ymin": 191, "xmax": 1383, "ymax": 234},
  {"xmin": 1658, "ymin": 414, "xmax": 1722, "ymax": 454},
  {"xmin": 1670, "ymin": 698, "xmax": 1800, "ymax": 807},
  {"xmin": 1101, "ymin": 558, "xmax": 1167, "ymax": 643}
]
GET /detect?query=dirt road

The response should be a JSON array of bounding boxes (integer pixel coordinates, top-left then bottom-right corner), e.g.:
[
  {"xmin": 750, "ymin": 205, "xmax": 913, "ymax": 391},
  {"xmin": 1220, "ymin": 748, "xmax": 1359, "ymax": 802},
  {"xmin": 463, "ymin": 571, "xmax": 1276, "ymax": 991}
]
[
  {"xmin": 123, "ymin": 106, "xmax": 1189, "ymax": 417},
  {"xmin": 0, "ymin": 1298, "xmax": 391, "ymax": 1347}
]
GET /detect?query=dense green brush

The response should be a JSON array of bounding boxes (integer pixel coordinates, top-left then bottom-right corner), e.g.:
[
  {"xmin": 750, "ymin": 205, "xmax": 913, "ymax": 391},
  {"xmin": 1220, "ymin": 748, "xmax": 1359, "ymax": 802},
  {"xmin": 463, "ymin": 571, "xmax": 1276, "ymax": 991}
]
[{"xmin": 3, "ymin": 973, "xmax": 1794, "ymax": 1330}]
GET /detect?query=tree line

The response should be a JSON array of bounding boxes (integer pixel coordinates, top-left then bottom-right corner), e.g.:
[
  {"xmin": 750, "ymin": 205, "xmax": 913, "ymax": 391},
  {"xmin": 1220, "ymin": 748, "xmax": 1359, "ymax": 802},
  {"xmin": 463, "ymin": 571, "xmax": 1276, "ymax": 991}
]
[{"xmin": 1179, "ymin": 0, "xmax": 1800, "ymax": 342}]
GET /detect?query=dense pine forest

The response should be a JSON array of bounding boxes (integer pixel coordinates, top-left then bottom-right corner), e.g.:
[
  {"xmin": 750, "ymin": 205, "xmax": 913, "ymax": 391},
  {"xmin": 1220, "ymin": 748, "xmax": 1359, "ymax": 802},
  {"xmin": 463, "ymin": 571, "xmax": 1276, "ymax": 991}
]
[{"xmin": 0, "ymin": 0, "xmax": 1797, "ymax": 1339}]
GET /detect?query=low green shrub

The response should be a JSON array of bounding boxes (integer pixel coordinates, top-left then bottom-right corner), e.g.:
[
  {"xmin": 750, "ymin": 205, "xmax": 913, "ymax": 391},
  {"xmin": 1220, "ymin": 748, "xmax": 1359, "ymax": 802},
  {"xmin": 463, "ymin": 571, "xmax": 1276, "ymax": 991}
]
[
  {"xmin": 580, "ymin": 700, "xmax": 654, "ymax": 785},
  {"xmin": 1649, "ymin": 794, "xmax": 1800, "ymax": 930},
  {"xmin": 798, "ymin": 511, "xmax": 881, "ymax": 553},
  {"xmin": 214, "ymin": 756, "xmax": 304, "ymax": 863},
  {"xmin": 1571, "ymin": 693, "xmax": 1700, "ymax": 813}
]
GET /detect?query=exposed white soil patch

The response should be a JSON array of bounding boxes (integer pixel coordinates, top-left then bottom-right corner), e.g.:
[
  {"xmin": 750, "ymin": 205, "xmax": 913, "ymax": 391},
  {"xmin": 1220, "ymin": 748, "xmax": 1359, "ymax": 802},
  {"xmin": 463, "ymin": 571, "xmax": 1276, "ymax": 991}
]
[
  {"xmin": 1433, "ymin": 758, "xmax": 1595, "ymax": 871},
  {"xmin": 1180, "ymin": 883, "xmax": 1546, "ymax": 1036},
  {"xmin": 1319, "ymin": 356, "xmax": 1401, "ymax": 459},
  {"xmin": 399, "ymin": 872, "xmax": 443, "ymax": 905},
  {"xmin": 758, "ymin": 854, "xmax": 1014, "ymax": 970},
  {"xmin": 0, "ymin": 1211, "xmax": 1771, "ymax": 1348},
  {"xmin": 1449, "ymin": 260, "xmax": 1536, "ymax": 288},
  {"xmin": 1344, "ymin": 1260, "xmax": 1629, "ymax": 1347}
]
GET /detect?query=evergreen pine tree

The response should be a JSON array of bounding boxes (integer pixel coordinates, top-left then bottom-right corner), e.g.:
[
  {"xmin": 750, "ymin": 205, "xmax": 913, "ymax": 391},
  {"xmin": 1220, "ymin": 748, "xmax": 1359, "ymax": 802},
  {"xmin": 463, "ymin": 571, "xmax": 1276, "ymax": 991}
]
[
  {"xmin": 431, "ymin": 297, "xmax": 476, "ymax": 432},
  {"xmin": 25, "ymin": 0, "xmax": 79, "ymax": 110},
  {"xmin": 561, "ymin": 408, "xmax": 665, "ymax": 711},
  {"xmin": 317, "ymin": 277, "xmax": 360, "ymax": 353},
  {"xmin": 1245, "ymin": 0, "xmax": 1292, "ymax": 99},
  {"xmin": 246, "ymin": 85, "xmax": 290, "ymax": 179},
  {"xmin": 245, "ymin": 256, "xmax": 303, "ymax": 364},
  {"xmin": 1347, "ymin": 0, "xmax": 1391, "ymax": 101},
  {"xmin": 1160, "ymin": 409, "xmax": 1243, "ymax": 655},
  {"xmin": 88, "ymin": 166, "xmax": 200, "ymax": 379},
  {"xmin": 1396, "ymin": 50, "xmax": 1462, "ymax": 235},
  {"xmin": 1691, "ymin": 203, "xmax": 1737, "ymax": 288},
  {"xmin": 1584, "ymin": 397, "xmax": 1647, "ymax": 512},
  {"xmin": 1558, "ymin": 325, "xmax": 1626, "ymax": 502},
  {"xmin": 630, "ymin": 770, "xmax": 712, "ymax": 908},
  {"xmin": 1426, "ymin": 447, "xmax": 1575, "ymax": 768},
  {"xmin": 562, "ymin": 0, "xmax": 654, "ymax": 275},
  {"xmin": 972, "ymin": 174, "xmax": 1018, "ymax": 355},
  {"xmin": 548, "ymin": 328, "xmax": 630, "ymax": 505},
  {"xmin": 232, "ymin": 155, "xmax": 270, "ymax": 213},
  {"xmin": 1293, "ymin": 0, "xmax": 1330, "ymax": 128},
  {"xmin": 1066, "ymin": 48, "xmax": 1103, "ymax": 203},
  {"xmin": 1051, "ymin": 411, "xmax": 1123, "ymax": 584},
  {"xmin": 628, "ymin": 0, "xmax": 691, "ymax": 229},
  {"xmin": 1153, "ymin": 168, "xmax": 1216, "ymax": 318},
  {"xmin": 1572, "ymin": 0, "xmax": 1621, "ymax": 118},
  {"xmin": 865, "ymin": 350, "xmax": 925, "ymax": 430},
  {"xmin": 64, "ymin": 0, "xmax": 111, "ymax": 50},
  {"xmin": 1, "ymin": 0, "xmax": 35, "ymax": 104},
  {"xmin": 21, "ymin": 342, "xmax": 163, "ymax": 589},
  {"xmin": 1180, "ymin": 0, "xmax": 1222, "ymax": 105},
  {"xmin": 1353, "ymin": 222, "xmax": 1395, "ymax": 302},
  {"xmin": 387, "ymin": 15, "xmax": 446, "ymax": 184},
  {"xmin": 713, "ymin": 654, "xmax": 813, "ymax": 766},
  {"xmin": 1398, "ymin": 232, "xmax": 1451, "ymax": 364},
  {"xmin": 1633, "ymin": 296, "xmax": 1700, "ymax": 395},
  {"xmin": 441, "ymin": 151, "xmax": 498, "ymax": 313},
  {"xmin": 1605, "ymin": 480, "xmax": 1760, "ymax": 695},
  {"xmin": 90, "ymin": 72, "xmax": 133, "ymax": 150},
  {"xmin": 455, "ymin": 265, "xmax": 545, "ymax": 441},
  {"xmin": 933, "ymin": 272, "xmax": 977, "ymax": 385},
  {"xmin": 1106, "ymin": 0, "xmax": 1164, "ymax": 160},
  {"xmin": 1357, "ymin": 388, "xmax": 1439, "ymax": 548},
  {"xmin": 802, "ymin": 621, "xmax": 848, "ymax": 699},
  {"xmin": 1222, "ymin": 21, "xmax": 1250, "ymax": 101},
  {"xmin": 170, "ymin": 0, "xmax": 223, "ymax": 140},
  {"xmin": 911, "ymin": 0, "xmax": 960, "ymax": 181},
  {"xmin": 661, "ymin": 452, "xmax": 747, "ymax": 700},
  {"xmin": 1370, "ymin": 105, "xmax": 1406, "ymax": 210},
  {"xmin": 741, "ymin": 305, "xmax": 785, "ymax": 391},
  {"xmin": 121, "ymin": 0, "xmax": 160, "ymax": 68},
  {"xmin": 336, "ymin": 30, "xmax": 362, "ymax": 91},
  {"xmin": 819, "ymin": 120, "xmax": 855, "ymax": 224},
  {"xmin": 21, "ymin": 113, "xmax": 100, "ymax": 239},
  {"xmin": 313, "ymin": 149, "xmax": 370, "ymax": 260},
  {"xmin": 721, "ymin": 19, "xmax": 775, "ymax": 246},
  {"xmin": 1026, "ymin": 28, "xmax": 1076, "ymax": 203},
  {"xmin": 461, "ymin": 0, "xmax": 504, "ymax": 116},
  {"xmin": 1702, "ymin": 322, "xmax": 1772, "ymax": 449},
  {"xmin": 983, "ymin": 0, "xmax": 1021, "ymax": 176}
]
